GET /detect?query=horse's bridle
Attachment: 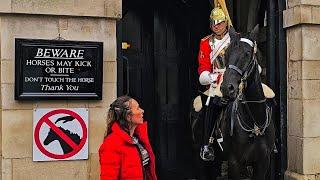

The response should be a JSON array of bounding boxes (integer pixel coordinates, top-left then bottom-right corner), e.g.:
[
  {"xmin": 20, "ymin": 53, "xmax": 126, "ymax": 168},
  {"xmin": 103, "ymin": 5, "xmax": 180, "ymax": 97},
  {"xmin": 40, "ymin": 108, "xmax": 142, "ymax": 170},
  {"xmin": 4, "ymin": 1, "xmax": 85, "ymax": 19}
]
[
  {"xmin": 228, "ymin": 38, "xmax": 258, "ymax": 96},
  {"xmin": 227, "ymin": 38, "xmax": 271, "ymax": 137}
]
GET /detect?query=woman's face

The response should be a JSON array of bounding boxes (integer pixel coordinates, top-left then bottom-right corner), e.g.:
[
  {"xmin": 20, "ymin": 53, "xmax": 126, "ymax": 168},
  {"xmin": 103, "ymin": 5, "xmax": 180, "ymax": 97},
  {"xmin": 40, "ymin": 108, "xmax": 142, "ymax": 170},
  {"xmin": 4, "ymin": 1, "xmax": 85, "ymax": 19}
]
[{"xmin": 128, "ymin": 99, "xmax": 144, "ymax": 125}]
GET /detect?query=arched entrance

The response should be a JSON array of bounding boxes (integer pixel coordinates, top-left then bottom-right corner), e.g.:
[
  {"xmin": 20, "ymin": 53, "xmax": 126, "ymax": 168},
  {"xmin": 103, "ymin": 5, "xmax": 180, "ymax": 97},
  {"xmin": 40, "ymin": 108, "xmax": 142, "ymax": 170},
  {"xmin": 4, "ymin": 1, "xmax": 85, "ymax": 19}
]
[{"xmin": 117, "ymin": 0, "xmax": 287, "ymax": 179}]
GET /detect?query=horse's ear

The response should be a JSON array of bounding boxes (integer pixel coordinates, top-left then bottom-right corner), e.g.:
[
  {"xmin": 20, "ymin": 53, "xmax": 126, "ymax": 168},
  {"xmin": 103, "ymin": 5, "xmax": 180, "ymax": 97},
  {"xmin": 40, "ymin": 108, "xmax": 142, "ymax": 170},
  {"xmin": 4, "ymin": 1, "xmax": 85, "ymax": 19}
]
[
  {"xmin": 249, "ymin": 24, "xmax": 259, "ymax": 41},
  {"xmin": 229, "ymin": 26, "xmax": 238, "ymax": 41}
]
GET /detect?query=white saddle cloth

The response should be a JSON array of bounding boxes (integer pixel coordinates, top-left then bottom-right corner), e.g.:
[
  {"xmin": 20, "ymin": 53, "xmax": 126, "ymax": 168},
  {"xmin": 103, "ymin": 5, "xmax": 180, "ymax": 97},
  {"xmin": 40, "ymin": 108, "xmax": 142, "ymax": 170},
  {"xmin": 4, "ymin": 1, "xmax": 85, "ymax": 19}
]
[{"xmin": 193, "ymin": 81, "xmax": 275, "ymax": 112}]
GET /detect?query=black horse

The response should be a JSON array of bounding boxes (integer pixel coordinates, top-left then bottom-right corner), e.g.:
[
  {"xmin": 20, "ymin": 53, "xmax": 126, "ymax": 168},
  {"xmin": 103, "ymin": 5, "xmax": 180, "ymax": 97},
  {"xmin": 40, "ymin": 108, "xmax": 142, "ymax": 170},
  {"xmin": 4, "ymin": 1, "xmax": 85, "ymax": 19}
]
[{"xmin": 220, "ymin": 25, "xmax": 275, "ymax": 180}]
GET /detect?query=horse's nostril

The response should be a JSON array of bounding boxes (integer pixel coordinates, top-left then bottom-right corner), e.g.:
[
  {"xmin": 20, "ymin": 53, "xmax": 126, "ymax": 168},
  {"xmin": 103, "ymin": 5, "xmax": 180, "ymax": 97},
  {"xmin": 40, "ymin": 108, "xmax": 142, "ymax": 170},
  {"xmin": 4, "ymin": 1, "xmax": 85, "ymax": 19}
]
[{"xmin": 228, "ymin": 84, "xmax": 234, "ymax": 91}]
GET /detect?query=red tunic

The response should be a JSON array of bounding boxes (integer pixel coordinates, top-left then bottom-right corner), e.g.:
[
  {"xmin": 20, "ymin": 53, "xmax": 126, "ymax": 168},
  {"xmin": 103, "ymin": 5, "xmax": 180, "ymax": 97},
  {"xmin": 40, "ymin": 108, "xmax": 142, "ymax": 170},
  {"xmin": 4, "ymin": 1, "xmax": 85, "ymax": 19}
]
[
  {"xmin": 197, "ymin": 34, "xmax": 224, "ymax": 85},
  {"xmin": 198, "ymin": 35, "xmax": 213, "ymax": 75},
  {"xmin": 99, "ymin": 122, "xmax": 157, "ymax": 180}
]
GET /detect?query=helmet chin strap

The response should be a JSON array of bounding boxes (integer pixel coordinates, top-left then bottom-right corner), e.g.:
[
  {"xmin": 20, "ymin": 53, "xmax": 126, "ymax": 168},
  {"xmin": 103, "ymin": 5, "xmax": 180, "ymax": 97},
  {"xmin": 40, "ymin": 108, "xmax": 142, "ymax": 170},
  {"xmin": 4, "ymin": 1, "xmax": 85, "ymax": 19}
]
[{"xmin": 213, "ymin": 28, "xmax": 228, "ymax": 39}]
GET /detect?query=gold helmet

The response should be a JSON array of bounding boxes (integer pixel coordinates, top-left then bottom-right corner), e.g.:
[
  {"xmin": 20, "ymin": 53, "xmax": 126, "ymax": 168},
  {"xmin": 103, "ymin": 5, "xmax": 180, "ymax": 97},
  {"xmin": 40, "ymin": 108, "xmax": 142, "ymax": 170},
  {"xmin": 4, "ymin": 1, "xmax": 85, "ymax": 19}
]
[{"xmin": 210, "ymin": 0, "xmax": 233, "ymax": 27}]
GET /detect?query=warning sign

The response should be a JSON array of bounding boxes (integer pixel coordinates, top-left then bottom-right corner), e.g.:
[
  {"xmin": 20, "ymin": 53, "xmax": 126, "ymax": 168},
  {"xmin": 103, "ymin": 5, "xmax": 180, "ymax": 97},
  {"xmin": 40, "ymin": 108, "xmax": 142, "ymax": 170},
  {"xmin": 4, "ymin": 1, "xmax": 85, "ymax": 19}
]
[{"xmin": 33, "ymin": 108, "xmax": 88, "ymax": 161}]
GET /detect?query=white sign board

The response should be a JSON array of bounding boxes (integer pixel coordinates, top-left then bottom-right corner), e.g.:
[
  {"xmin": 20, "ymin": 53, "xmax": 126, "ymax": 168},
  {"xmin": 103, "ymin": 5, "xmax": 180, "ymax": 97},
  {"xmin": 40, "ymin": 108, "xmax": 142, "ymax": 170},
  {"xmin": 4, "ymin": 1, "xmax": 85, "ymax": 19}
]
[{"xmin": 33, "ymin": 108, "xmax": 88, "ymax": 161}]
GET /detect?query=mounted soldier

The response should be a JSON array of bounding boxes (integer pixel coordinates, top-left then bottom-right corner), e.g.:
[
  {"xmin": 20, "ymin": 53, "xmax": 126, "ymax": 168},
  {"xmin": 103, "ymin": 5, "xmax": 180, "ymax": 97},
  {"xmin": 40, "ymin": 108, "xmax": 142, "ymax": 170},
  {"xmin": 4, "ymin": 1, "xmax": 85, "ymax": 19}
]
[
  {"xmin": 191, "ymin": 1, "xmax": 232, "ymax": 179},
  {"xmin": 198, "ymin": 0, "xmax": 232, "ymax": 89},
  {"xmin": 197, "ymin": 0, "xmax": 231, "ymax": 155},
  {"xmin": 191, "ymin": 0, "xmax": 275, "ymax": 179}
]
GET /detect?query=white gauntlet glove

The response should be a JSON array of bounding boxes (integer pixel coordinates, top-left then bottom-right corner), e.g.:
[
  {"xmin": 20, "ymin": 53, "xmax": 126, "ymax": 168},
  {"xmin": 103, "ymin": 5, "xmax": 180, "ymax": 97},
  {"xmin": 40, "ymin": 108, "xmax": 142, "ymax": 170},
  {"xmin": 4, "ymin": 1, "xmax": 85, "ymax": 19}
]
[
  {"xmin": 199, "ymin": 71, "xmax": 219, "ymax": 86},
  {"xmin": 209, "ymin": 73, "xmax": 219, "ymax": 87}
]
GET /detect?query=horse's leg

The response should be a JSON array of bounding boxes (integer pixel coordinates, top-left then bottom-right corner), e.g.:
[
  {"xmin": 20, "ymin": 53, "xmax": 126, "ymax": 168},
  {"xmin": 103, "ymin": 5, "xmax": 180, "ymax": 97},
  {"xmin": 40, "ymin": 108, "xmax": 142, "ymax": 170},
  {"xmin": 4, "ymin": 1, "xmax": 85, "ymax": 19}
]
[
  {"xmin": 228, "ymin": 155, "xmax": 241, "ymax": 180},
  {"xmin": 198, "ymin": 160, "xmax": 222, "ymax": 180},
  {"xmin": 252, "ymin": 157, "xmax": 269, "ymax": 180},
  {"xmin": 252, "ymin": 145, "xmax": 271, "ymax": 180}
]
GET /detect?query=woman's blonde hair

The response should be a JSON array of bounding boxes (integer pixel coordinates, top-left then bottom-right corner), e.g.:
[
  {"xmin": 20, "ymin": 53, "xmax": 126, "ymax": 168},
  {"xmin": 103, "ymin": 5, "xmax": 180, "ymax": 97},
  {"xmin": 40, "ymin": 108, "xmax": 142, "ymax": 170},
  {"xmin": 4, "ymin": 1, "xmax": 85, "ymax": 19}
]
[{"xmin": 104, "ymin": 95, "xmax": 132, "ymax": 138}]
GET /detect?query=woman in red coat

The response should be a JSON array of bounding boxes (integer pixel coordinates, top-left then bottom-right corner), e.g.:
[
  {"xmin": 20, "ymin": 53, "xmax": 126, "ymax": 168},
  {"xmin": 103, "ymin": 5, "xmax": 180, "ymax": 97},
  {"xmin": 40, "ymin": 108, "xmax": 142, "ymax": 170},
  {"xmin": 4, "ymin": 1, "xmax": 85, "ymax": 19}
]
[{"xmin": 99, "ymin": 95, "xmax": 157, "ymax": 180}]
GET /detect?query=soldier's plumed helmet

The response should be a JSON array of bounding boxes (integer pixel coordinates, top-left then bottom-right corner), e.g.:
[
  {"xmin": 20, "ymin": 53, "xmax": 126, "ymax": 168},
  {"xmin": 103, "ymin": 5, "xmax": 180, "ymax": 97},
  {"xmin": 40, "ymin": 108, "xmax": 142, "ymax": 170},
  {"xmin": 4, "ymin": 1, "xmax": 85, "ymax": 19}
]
[{"xmin": 210, "ymin": 5, "xmax": 226, "ymax": 26}]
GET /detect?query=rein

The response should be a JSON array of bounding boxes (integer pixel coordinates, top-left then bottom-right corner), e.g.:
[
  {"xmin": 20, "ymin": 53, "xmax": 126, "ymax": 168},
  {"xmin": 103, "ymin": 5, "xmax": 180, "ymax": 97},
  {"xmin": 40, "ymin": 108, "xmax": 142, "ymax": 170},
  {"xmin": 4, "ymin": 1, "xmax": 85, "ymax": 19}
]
[
  {"xmin": 228, "ymin": 38, "xmax": 271, "ymax": 137},
  {"xmin": 230, "ymin": 96, "xmax": 272, "ymax": 137}
]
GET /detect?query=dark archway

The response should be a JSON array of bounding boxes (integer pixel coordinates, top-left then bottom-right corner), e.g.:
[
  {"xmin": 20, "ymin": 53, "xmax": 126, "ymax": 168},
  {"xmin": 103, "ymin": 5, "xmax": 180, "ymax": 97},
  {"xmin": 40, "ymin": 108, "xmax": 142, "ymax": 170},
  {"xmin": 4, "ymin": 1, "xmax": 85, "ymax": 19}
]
[{"xmin": 117, "ymin": 0, "xmax": 287, "ymax": 179}]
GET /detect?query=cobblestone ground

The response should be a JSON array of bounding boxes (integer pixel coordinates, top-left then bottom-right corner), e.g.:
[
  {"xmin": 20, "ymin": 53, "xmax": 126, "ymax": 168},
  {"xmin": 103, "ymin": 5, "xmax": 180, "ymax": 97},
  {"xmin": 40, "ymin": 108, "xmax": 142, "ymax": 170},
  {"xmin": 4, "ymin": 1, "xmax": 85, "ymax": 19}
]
[
  {"xmin": 187, "ymin": 161, "xmax": 252, "ymax": 180},
  {"xmin": 217, "ymin": 161, "xmax": 251, "ymax": 179}
]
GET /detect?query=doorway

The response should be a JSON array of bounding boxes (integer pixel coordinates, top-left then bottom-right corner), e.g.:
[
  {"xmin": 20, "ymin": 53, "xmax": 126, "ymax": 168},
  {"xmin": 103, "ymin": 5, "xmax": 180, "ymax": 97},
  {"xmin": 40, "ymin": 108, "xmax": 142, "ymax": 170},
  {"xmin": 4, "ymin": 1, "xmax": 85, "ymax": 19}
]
[{"xmin": 117, "ymin": 0, "xmax": 286, "ymax": 179}]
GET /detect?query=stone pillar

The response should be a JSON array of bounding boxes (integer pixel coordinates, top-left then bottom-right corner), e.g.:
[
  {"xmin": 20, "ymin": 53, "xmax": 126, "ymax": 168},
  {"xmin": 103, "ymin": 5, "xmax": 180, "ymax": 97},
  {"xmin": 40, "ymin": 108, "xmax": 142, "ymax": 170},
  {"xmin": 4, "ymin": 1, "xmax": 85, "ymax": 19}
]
[
  {"xmin": 0, "ymin": 0, "xmax": 121, "ymax": 179},
  {"xmin": 284, "ymin": 0, "xmax": 320, "ymax": 179}
]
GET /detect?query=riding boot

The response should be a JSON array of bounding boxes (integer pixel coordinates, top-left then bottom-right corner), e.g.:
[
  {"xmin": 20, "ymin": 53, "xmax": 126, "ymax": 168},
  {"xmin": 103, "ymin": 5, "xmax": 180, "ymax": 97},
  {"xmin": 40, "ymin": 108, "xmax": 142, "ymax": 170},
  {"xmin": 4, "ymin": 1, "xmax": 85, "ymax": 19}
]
[
  {"xmin": 198, "ymin": 96, "xmax": 224, "ymax": 179},
  {"xmin": 202, "ymin": 96, "xmax": 222, "ymax": 145}
]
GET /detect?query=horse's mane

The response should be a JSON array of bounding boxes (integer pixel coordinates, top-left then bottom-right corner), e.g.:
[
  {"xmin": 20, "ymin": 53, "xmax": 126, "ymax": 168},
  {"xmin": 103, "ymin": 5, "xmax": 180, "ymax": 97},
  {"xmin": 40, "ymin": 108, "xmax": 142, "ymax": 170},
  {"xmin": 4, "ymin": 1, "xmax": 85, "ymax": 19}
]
[
  {"xmin": 228, "ymin": 33, "xmax": 240, "ymax": 49},
  {"xmin": 58, "ymin": 127, "xmax": 81, "ymax": 140}
]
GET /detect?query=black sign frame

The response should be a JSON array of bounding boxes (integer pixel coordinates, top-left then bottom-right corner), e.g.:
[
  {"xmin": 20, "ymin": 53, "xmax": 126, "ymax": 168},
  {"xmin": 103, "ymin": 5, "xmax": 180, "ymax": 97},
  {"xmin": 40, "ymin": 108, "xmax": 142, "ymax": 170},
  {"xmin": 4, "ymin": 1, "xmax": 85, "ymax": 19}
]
[{"xmin": 15, "ymin": 38, "xmax": 103, "ymax": 100}]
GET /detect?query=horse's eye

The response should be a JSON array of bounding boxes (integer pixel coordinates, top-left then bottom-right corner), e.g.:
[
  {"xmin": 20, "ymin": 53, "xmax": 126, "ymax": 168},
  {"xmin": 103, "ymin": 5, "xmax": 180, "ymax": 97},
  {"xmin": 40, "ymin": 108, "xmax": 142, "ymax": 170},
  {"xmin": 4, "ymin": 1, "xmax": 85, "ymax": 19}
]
[{"xmin": 245, "ymin": 52, "xmax": 251, "ymax": 57}]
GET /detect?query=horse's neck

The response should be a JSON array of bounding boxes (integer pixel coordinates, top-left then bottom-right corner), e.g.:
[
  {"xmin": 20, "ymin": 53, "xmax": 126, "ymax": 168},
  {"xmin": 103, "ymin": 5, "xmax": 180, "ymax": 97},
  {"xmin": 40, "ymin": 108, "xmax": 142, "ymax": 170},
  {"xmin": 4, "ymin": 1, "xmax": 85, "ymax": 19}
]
[
  {"xmin": 55, "ymin": 130, "xmax": 72, "ymax": 154},
  {"xmin": 243, "ymin": 68, "xmax": 266, "ymax": 124},
  {"xmin": 245, "ymin": 69, "xmax": 264, "ymax": 101},
  {"xmin": 57, "ymin": 139, "xmax": 73, "ymax": 154}
]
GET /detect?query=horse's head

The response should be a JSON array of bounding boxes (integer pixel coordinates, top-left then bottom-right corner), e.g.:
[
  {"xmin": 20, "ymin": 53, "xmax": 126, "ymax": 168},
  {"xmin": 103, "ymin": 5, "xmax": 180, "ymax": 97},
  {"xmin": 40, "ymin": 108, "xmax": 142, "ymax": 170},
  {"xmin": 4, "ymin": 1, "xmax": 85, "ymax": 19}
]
[
  {"xmin": 221, "ymin": 25, "xmax": 260, "ymax": 100},
  {"xmin": 43, "ymin": 128, "xmax": 56, "ymax": 145}
]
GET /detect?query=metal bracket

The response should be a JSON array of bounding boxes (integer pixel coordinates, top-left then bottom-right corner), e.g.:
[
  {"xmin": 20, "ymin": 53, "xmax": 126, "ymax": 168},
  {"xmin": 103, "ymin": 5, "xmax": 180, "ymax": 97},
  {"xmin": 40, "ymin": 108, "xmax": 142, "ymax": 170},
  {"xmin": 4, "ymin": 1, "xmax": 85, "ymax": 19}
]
[{"xmin": 53, "ymin": 34, "xmax": 66, "ymax": 40}]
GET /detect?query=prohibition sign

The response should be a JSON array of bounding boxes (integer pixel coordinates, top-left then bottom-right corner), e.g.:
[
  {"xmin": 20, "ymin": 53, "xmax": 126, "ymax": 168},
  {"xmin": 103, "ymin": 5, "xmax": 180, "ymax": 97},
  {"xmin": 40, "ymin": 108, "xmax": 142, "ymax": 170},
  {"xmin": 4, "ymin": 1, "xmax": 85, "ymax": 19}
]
[{"xmin": 34, "ymin": 109, "xmax": 88, "ymax": 159}]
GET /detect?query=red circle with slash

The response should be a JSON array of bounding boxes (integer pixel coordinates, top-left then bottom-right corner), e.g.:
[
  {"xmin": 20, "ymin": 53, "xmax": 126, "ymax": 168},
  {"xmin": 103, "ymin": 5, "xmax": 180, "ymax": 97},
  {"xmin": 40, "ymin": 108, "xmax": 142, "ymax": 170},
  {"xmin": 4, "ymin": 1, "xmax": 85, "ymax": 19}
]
[{"xmin": 34, "ymin": 109, "xmax": 87, "ymax": 159}]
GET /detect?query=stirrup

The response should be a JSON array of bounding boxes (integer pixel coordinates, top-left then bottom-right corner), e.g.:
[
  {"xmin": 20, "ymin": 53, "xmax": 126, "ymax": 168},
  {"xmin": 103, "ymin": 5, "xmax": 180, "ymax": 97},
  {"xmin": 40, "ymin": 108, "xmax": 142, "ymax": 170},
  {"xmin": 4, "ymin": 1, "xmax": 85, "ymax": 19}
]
[{"xmin": 200, "ymin": 144, "xmax": 215, "ymax": 161}]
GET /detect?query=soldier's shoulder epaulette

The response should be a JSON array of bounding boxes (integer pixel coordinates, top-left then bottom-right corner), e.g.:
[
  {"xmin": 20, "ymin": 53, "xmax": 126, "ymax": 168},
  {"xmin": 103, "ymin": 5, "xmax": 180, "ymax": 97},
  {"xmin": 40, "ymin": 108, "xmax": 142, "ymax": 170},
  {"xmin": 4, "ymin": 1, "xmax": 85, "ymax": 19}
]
[{"xmin": 201, "ymin": 34, "xmax": 213, "ymax": 41}]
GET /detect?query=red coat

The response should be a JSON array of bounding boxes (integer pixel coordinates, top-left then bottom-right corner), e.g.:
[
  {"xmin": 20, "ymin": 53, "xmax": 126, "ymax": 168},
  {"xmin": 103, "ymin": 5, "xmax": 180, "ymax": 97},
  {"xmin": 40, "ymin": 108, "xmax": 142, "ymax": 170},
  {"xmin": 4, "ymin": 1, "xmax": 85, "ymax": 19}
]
[
  {"xmin": 99, "ymin": 121, "xmax": 157, "ymax": 180},
  {"xmin": 198, "ymin": 35, "xmax": 213, "ymax": 75},
  {"xmin": 198, "ymin": 35, "xmax": 224, "ymax": 84}
]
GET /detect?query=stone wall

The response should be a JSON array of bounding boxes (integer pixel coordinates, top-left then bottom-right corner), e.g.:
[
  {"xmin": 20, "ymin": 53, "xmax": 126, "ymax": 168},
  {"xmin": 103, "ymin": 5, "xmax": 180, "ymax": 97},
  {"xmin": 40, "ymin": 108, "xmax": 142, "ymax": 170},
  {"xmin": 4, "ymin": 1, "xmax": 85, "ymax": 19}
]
[
  {"xmin": 284, "ymin": 0, "xmax": 320, "ymax": 179},
  {"xmin": 0, "ymin": 0, "xmax": 121, "ymax": 179}
]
